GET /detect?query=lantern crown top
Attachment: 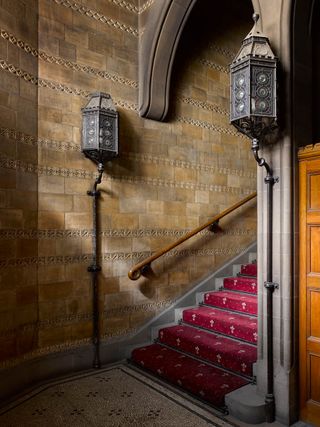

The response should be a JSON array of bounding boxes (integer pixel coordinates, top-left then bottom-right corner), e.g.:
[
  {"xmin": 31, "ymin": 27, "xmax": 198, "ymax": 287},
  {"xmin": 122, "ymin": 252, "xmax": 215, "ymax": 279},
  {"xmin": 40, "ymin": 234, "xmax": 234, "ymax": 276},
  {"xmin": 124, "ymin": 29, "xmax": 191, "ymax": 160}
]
[
  {"xmin": 82, "ymin": 92, "xmax": 117, "ymax": 113},
  {"xmin": 232, "ymin": 13, "xmax": 276, "ymax": 64}
]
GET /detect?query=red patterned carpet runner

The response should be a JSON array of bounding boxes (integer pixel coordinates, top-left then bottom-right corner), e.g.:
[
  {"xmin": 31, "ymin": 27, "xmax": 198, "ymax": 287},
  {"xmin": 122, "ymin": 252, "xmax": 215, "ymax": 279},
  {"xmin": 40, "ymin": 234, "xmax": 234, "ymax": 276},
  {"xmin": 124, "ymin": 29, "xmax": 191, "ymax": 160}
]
[{"xmin": 131, "ymin": 262, "xmax": 258, "ymax": 411}]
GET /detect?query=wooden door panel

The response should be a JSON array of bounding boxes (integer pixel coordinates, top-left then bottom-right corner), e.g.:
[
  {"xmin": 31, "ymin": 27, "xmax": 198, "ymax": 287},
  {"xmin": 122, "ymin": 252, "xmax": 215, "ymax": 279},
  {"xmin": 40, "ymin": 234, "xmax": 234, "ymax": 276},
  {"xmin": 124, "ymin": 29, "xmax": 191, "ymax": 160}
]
[
  {"xmin": 306, "ymin": 277, "xmax": 320, "ymax": 288},
  {"xmin": 309, "ymin": 174, "xmax": 320, "ymax": 209},
  {"xmin": 309, "ymin": 227, "xmax": 320, "ymax": 273},
  {"xmin": 309, "ymin": 290, "xmax": 320, "ymax": 338},
  {"xmin": 310, "ymin": 354, "xmax": 320, "ymax": 403},
  {"xmin": 307, "ymin": 340, "xmax": 320, "ymax": 354},
  {"xmin": 299, "ymin": 146, "xmax": 320, "ymax": 425}
]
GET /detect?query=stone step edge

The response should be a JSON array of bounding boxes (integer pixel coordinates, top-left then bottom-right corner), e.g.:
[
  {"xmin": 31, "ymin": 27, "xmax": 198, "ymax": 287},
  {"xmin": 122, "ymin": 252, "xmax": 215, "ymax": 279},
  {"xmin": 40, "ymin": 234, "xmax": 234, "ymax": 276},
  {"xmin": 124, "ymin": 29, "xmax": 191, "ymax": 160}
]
[
  {"xmin": 179, "ymin": 320, "xmax": 258, "ymax": 347},
  {"xmin": 199, "ymin": 302, "xmax": 258, "ymax": 318}
]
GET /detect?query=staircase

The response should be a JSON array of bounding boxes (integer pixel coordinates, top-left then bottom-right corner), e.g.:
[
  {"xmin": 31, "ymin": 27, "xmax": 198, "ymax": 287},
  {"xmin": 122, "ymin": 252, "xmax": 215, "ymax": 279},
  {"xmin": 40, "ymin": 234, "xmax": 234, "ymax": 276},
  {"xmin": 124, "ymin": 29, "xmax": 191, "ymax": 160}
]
[{"xmin": 131, "ymin": 262, "xmax": 258, "ymax": 412}]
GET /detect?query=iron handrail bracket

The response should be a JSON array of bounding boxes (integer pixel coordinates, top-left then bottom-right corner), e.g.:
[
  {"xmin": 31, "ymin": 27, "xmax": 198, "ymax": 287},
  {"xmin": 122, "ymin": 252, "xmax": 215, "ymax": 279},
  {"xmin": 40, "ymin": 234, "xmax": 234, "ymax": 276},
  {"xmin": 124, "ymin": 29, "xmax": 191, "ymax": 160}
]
[{"xmin": 128, "ymin": 192, "xmax": 257, "ymax": 280}]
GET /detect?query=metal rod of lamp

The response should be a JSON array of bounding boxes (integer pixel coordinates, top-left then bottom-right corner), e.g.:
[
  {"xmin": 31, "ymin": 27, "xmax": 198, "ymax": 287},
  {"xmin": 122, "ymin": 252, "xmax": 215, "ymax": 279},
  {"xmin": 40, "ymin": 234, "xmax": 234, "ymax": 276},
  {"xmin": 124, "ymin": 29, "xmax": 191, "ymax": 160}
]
[
  {"xmin": 230, "ymin": 14, "xmax": 279, "ymax": 423},
  {"xmin": 81, "ymin": 93, "xmax": 119, "ymax": 369}
]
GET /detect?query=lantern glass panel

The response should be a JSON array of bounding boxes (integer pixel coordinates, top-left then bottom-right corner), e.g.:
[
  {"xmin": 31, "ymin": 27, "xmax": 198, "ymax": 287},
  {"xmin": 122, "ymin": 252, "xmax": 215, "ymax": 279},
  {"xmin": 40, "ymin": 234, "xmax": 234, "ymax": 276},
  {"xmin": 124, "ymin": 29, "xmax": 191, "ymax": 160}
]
[
  {"xmin": 230, "ymin": 65, "xmax": 250, "ymax": 121},
  {"xmin": 99, "ymin": 112, "xmax": 118, "ymax": 158},
  {"xmin": 83, "ymin": 112, "xmax": 99, "ymax": 151},
  {"xmin": 251, "ymin": 66, "xmax": 275, "ymax": 117}
]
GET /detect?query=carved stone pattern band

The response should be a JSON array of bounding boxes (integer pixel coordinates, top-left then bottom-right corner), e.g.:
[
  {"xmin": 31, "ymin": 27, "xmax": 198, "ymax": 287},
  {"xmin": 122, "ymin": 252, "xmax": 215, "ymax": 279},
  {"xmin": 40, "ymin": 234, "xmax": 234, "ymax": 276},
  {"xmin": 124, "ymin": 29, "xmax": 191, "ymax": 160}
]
[
  {"xmin": 0, "ymin": 228, "xmax": 256, "ymax": 240},
  {"xmin": 0, "ymin": 59, "xmax": 139, "ymax": 111},
  {"xmin": 0, "ymin": 129, "xmax": 255, "ymax": 178},
  {"xmin": 108, "ymin": 173, "xmax": 254, "ymax": 194},
  {"xmin": 0, "ymin": 29, "xmax": 138, "ymax": 88},
  {"xmin": 1, "ymin": 127, "xmax": 255, "ymax": 179},
  {"xmin": 123, "ymin": 152, "xmax": 255, "ymax": 177},
  {"xmin": 209, "ymin": 43, "xmax": 237, "ymax": 59},
  {"xmin": 178, "ymin": 96, "xmax": 229, "ymax": 116},
  {"xmin": 108, "ymin": 0, "xmax": 154, "ymax": 14},
  {"xmin": 0, "ymin": 247, "xmax": 246, "ymax": 268},
  {"xmin": 51, "ymin": 0, "xmax": 139, "ymax": 36},
  {"xmin": 0, "ymin": 300, "xmax": 174, "ymax": 344},
  {"xmin": 0, "ymin": 155, "xmax": 255, "ymax": 195},
  {"xmin": 51, "ymin": 0, "xmax": 154, "ymax": 15},
  {"xmin": 0, "ymin": 126, "xmax": 80, "ymax": 151},
  {"xmin": 176, "ymin": 116, "xmax": 246, "ymax": 138},
  {"xmin": 0, "ymin": 156, "xmax": 96, "ymax": 179},
  {"xmin": 0, "ymin": 63, "xmax": 240, "ymax": 133},
  {"xmin": 0, "ymin": 325, "xmax": 142, "ymax": 369},
  {"xmin": 199, "ymin": 58, "xmax": 229, "ymax": 74},
  {"xmin": 0, "ymin": 29, "xmax": 234, "ymax": 92},
  {"xmin": 138, "ymin": 0, "xmax": 154, "ymax": 13}
]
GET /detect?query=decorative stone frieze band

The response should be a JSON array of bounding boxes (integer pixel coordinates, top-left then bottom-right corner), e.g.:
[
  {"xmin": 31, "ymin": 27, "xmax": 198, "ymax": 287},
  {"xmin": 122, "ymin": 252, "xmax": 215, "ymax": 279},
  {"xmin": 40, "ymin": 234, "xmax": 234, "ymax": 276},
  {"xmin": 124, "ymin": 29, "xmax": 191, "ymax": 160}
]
[
  {"xmin": 107, "ymin": 173, "xmax": 253, "ymax": 194},
  {"xmin": 0, "ymin": 62, "xmax": 237, "ymax": 132},
  {"xmin": 108, "ymin": 0, "xmax": 154, "ymax": 14},
  {"xmin": 176, "ymin": 116, "xmax": 246, "ymax": 138},
  {"xmin": 0, "ymin": 326, "xmax": 141, "ymax": 369},
  {"xmin": 178, "ymin": 96, "xmax": 229, "ymax": 116},
  {"xmin": 0, "ymin": 228, "xmax": 256, "ymax": 240},
  {"xmin": 0, "ymin": 155, "xmax": 255, "ymax": 194},
  {"xmin": 51, "ymin": 0, "xmax": 139, "ymax": 36},
  {"xmin": 0, "ymin": 246, "xmax": 246, "ymax": 269},
  {"xmin": 123, "ymin": 152, "xmax": 255, "ymax": 177},
  {"xmin": 138, "ymin": 0, "xmax": 154, "ymax": 14},
  {"xmin": 0, "ymin": 299, "xmax": 174, "ymax": 342},
  {"xmin": 0, "ymin": 156, "xmax": 96, "ymax": 179},
  {"xmin": 199, "ymin": 58, "xmax": 229, "ymax": 74},
  {"xmin": 1, "ymin": 127, "xmax": 254, "ymax": 178},
  {"xmin": 0, "ymin": 59, "xmax": 138, "ymax": 111},
  {"xmin": 209, "ymin": 43, "xmax": 237, "ymax": 59},
  {"xmin": 0, "ymin": 127, "xmax": 80, "ymax": 151},
  {"xmin": 0, "ymin": 29, "xmax": 138, "ymax": 88}
]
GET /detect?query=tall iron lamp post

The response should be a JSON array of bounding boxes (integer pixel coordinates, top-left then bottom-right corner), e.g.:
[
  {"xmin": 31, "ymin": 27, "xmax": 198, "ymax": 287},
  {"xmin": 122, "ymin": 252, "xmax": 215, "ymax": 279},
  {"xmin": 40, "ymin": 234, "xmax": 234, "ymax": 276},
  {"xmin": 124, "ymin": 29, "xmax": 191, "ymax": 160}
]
[
  {"xmin": 230, "ymin": 14, "xmax": 278, "ymax": 423},
  {"xmin": 82, "ymin": 92, "xmax": 119, "ymax": 368}
]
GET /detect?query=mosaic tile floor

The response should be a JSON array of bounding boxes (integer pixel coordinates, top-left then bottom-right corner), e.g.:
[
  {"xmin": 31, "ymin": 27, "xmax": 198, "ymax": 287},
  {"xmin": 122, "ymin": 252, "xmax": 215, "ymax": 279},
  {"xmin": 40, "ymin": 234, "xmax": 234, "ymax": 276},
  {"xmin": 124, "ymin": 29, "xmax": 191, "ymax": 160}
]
[{"xmin": 0, "ymin": 363, "xmax": 239, "ymax": 427}]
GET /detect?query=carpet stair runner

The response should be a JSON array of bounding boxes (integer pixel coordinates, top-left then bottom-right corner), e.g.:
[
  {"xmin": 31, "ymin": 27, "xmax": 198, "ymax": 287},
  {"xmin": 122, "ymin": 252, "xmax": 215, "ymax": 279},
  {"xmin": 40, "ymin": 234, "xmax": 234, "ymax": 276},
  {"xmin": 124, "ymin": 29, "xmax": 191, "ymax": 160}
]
[{"xmin": 131, "ymin": 262, "xmax": 258, "ymax": 411}]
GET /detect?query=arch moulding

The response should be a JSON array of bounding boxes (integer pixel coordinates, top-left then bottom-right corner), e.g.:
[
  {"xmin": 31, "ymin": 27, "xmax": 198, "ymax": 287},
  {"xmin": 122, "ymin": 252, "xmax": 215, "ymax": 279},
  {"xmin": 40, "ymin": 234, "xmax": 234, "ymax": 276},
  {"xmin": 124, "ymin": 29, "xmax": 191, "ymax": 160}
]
[
  {"xmin": 139, "ymin": 0, "xmax": 197, "ymax": 121},
  {"xmin": 139, "ymin": 0, "xmax": 259, "ymax": 121}
]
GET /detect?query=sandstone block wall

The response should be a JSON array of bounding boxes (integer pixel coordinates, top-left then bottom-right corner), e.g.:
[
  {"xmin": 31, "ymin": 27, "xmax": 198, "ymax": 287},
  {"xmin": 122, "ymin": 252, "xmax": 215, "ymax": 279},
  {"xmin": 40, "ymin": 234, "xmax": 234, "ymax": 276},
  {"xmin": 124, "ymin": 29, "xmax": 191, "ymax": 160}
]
[{"xmin": 0, "ymin": 0, "xmax": 256, "ymax": 369}]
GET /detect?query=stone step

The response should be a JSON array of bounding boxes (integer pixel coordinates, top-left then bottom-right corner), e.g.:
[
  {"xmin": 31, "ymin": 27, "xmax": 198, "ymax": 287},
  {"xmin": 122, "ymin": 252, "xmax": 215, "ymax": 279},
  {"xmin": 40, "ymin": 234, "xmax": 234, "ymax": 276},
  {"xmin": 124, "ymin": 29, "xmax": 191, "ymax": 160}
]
[
  {"xmin": 240, "ymin": 263, "xmax": 257, "ymax": 277},
  {"xmin": 223, "ymin": 276, "xmax": 257, "ymax": 294},
  {"xmin": 204, "ymin": 290, "xmax": 257, "ymax": 315},
  {"xmin": 131, "ymin": 343, "xmax": 249, "ymax": 409},
  {"xmin": 182, "ymin": 306, "xmax": 257, "ymax": 344},
  {"xmin": 158, "ymin": 324, "xmax": 257, "ymax": 377}
]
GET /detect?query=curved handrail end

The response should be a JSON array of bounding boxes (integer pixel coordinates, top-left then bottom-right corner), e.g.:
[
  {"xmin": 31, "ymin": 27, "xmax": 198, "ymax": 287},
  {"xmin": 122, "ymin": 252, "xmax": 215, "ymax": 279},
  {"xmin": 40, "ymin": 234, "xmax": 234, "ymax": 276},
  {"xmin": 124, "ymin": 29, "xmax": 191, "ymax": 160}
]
[{"xmin": 128, "ymin": 268, "xmax": 141, "ymax": 281}]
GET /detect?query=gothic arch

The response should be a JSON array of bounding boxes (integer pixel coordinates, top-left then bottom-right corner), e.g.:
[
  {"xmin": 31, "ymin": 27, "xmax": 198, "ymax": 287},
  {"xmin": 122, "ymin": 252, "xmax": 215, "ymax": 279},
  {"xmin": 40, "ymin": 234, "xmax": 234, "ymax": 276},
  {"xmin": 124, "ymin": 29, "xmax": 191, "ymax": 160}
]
[
  {"xmin": 138, "ymin": 0, "xmax": 197, "ymax": 120},
  {"xmin": 139, "ymin": 0, "xmax": 258, "ymax": 121}
]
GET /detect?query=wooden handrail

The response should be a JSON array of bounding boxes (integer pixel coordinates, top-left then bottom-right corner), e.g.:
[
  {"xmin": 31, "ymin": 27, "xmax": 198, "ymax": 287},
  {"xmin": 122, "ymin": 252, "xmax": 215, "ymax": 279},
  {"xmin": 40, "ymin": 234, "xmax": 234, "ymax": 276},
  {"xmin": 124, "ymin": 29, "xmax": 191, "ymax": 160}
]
[{"xmin": 128, "ymin": 192, "xmax": 257, "ymax": 280}]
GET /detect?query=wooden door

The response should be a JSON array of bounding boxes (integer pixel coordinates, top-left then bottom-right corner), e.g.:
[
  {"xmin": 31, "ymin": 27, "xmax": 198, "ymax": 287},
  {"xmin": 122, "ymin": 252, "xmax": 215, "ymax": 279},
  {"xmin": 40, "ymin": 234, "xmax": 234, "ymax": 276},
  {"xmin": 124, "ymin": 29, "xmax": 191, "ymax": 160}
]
[{"xmin": 299, "ymin": 144, "xmax": 320, "ymax": 425}]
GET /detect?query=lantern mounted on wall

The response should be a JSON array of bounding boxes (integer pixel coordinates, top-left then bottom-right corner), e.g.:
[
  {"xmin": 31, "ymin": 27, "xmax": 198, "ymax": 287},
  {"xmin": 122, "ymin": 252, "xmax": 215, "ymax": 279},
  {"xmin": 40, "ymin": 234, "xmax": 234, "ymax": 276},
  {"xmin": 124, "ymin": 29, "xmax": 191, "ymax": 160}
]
[
  {"xmin": 82, "ymin": 92, "xmax": 119, "ymax": 165},
  {"xmin": 230, "ymin": 14, "xmax": 279, "ymax": 424},
  {"xmin": 81, "ymin": 92, "xmax": 119, "ymax": 369},
  {"xmin": 230, "ymin": 13, "xmax": 277, "ymax": 141}
]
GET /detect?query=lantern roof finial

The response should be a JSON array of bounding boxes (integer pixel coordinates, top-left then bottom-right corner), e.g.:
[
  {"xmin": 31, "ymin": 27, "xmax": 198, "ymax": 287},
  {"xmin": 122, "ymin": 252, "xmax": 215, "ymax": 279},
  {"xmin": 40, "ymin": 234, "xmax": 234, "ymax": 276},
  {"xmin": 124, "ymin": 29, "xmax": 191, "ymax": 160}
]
[
  {"xmin": 244, "ymin": 13, "xmax": 264, "ymax": 39},
  {"xmin": 232, "ymin": 12, "xmax": 276, "ymax": 64}
]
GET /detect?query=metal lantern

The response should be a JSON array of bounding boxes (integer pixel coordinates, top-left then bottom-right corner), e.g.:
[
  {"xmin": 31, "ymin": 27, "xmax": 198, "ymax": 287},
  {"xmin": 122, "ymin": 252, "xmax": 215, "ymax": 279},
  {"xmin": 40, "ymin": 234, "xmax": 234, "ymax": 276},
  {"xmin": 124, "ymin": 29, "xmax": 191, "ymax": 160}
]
[
  {"xmin": 230, "ymin": 14, "xmax": 277, "ymax": 139},
  {"xmin": 82, "ymin": 92, "xmax": 119, "ymax": 164}
]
